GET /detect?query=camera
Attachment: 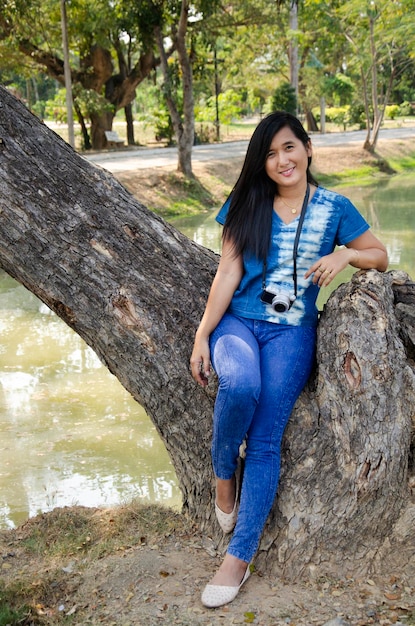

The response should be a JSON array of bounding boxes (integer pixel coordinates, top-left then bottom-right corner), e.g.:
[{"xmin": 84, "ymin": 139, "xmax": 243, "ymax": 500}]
[{"xmin": 260, "ymin": 288, "xmax": 296, "ymax": 313}]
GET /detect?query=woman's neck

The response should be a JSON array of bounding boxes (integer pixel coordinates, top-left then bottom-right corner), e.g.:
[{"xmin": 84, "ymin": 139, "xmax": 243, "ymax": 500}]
[{"xmin": 277, "ymin": 182, "xmax": 309, "ymax": 202}]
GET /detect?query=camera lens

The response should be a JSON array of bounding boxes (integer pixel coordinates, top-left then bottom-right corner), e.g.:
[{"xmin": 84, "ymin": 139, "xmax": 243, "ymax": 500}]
[{"xmin": 271, "ymin": 294, "xmax": 290, "ymax": 313}]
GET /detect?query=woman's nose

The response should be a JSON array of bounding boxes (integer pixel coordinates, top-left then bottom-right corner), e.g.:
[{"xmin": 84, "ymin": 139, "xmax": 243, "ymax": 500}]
[{"xmin": 278, "ymin": 151, "xmax": 290, "ymax": 166}]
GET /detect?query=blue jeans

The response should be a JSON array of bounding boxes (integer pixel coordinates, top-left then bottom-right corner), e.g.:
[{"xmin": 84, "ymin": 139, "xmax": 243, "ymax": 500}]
[{"xmin": 209, "ymin": 313, "xmax": 316, "ymax": 564}]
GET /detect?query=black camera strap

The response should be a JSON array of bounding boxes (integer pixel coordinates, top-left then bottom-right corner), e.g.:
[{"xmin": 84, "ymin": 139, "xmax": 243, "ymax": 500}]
[{"xmin": 262, "ymin": 183, "xmax": 310, "ymax": 298}]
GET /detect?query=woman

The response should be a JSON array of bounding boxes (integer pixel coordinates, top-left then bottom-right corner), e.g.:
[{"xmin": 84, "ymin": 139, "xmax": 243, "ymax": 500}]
[{"xmin": 190, "ymin": 112, "xmax": 388, "ymax": 609}]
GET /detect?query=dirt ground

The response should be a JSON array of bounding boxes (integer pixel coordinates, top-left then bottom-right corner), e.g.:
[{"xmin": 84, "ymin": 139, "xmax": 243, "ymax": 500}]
[
  {"xmin": 1, "ymin": 136, "xmax": 414, "ymax": 626},
  {"xmin": 1, "ymin": 504, "xmax": 414, "ymax": 626}
]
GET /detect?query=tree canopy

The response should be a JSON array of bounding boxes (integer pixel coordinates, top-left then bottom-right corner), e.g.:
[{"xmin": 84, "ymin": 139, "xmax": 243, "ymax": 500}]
[{"xmin": 1, "ymin": 0, "xmax": 414, "ymax": 162}]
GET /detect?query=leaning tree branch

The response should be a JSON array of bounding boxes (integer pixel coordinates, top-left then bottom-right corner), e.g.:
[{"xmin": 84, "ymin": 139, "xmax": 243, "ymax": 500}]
[{"xmin": 0, "ymin": 87, "xmax": 414, "ymax": 581}]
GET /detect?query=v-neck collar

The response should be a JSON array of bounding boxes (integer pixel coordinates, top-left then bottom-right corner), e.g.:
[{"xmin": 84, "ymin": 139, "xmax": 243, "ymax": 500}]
[{"xmin": 273, "ymin": 185, "xmax": 319, "ymax": 226}]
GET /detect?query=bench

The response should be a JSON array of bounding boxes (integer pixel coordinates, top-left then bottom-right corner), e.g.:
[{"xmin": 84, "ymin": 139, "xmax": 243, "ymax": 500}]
[{"xmin": 104, "ymin": 130, "xmax": 125, "ymax": 148}]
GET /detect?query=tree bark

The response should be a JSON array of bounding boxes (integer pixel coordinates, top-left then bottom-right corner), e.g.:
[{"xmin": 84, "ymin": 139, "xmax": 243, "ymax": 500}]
[
  {"xmin": 288, "ymin": 0, "xmax": 299, "ymax": 115},
  {"xmin": 258, "ymin": 270, "xmax": 415, "ymax": 580},
  {"xmin": 0, "ymin": 87, "xmax": 414, "ymax": 581},
  {"xmin": 174, "ymin": 0, "xmax": 195, "ymax": 178},
  {"xmin": 155, "ymin": 0, "xmax": 195, "ymax": 178}
]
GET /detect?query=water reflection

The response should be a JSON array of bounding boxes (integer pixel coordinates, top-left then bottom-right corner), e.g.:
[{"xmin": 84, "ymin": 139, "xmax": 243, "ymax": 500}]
[
  {"xmin": 1, "ymin": 174, "xmax": 414, "ymax": 529},
  {"xmin": 0, "ymin": 274, "xmax": 181, "ymax": 529},
  {"xmin": 343, "ymin": 176, "xmax": 415, "ymax": 275}
]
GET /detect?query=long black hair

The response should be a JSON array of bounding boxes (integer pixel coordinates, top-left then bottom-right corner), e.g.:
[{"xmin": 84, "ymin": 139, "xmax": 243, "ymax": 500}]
[{"xmin": 222, "ymin": 111, "xmax": 318, "ymax": 262}]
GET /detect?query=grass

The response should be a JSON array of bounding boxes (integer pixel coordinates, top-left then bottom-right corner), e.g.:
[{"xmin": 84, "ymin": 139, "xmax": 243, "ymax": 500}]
[
  {"xmin": 159, "ymin": 172, "xmax": 217, "ymax": 217},
  {"xmin": 0, "ymin": 601, "xmax": 30, "ymax": 626},
  {"xmin": 388, "ymin": 153, "xmax": 415, "ymax": 172},
  {"xmin": 316, "ymin": 164, "xmax": 378, "ymax": 187},
  {"xmin": 0, "ymin": 502, "xmax": 191, "ymax": 625},
  {"xmin": 17, "ymin": 502, "xmax": 187, "ymax": 559}
]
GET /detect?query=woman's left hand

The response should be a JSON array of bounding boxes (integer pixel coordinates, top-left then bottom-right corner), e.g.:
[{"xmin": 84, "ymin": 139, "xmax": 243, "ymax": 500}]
[{"xmin": 305, "ymin": 248, "xmax": 355, "ymax": 287}]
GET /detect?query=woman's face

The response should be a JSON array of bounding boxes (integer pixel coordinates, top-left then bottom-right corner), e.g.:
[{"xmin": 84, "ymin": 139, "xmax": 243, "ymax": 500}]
[{"xmin": 264, "ymin": 126, "xmax": 312, "ymax": 190}]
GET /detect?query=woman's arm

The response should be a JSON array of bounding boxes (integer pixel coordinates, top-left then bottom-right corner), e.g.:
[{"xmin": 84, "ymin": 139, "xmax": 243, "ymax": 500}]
[
  {"xmin": 305, "ymin": 230, "xmax": 388, "ymax": 288},
  {"xmin": 190, "ymin": 239, "xmax": 244, "ymax": 387},
  {"xmin": 345, "ymin": 230, "xmax": 389, "ymax": 271}
]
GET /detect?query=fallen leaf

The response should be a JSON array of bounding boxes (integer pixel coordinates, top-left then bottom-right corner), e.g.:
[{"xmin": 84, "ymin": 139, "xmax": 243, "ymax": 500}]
[
  {"xmin": 66, "ymin": 605, "xmax": 77, "ymax": 616},
  {"xmin": 384, "ymin": 591, "xmax": 402, "ymax": 601}
]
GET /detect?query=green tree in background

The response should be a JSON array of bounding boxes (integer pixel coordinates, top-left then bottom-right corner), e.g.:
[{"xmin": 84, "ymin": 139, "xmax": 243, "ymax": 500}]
[
  {"xmin": 271, "ymin": 82, "xmax": 297, "ymax": 115},
  {"xmin": 0, "ymin": 0, "xmax": 162, "ymax": 149},
  {"xmin": 1, "ymin": 0, "xmax": 414, "ymax": 157},
  {"xmin": 325, "ymin": 0, "xmax": 415, "ymax": 152}
]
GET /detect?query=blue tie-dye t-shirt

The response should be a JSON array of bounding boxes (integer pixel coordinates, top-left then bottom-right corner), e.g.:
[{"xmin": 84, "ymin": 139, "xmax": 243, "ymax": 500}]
[{"xmin": 216, "ymin": 186, "xmax": 369, "ymax": 327}]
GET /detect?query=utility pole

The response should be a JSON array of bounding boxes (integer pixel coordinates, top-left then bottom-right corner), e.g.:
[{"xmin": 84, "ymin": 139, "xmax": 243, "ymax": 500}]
[{"xmin": 60, "ymin": 0, "xmax": 75, "ymax": 148}]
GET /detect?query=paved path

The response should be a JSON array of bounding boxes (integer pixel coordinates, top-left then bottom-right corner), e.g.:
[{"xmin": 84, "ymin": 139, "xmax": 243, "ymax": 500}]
[{"xmin": 84, "ymin": 126, "xmax": 415, "ymax": 173}]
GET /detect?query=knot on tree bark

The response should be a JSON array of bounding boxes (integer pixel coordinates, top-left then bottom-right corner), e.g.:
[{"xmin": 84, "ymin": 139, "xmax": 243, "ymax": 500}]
[{"xmin": 344, "ymin": 351, "xmax": 361, "ymax": 389}]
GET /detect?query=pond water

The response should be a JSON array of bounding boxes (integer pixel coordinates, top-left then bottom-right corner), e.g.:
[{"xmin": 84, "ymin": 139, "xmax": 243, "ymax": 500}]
[{"xmin": 1, "ymin": 174, "xmax": 414, "ymax": 529}]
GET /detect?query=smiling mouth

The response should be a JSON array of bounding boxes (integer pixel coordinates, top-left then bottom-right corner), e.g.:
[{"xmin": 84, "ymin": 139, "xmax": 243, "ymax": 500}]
[{"xmin": 280, "ymin": 166, "xmax": 295, "ymax": 176}]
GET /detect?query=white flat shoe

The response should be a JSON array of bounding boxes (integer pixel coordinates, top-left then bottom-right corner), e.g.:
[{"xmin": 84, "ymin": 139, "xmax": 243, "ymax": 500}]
[
  {"xmin": 215, "ymin": 499, "xmax": 238, "ymax": 533},
  {"xmin": 215, "ymin": 469, "xmax": 240, "ymax": 533},
  {"xmin": 201, "ymin": 566, "xmax": 251, "ymax": 608}
]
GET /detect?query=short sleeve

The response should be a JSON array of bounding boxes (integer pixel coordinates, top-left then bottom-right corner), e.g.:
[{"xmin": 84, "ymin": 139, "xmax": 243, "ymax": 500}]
[{"xmin": 336, "ymin": 196, "xmax": 370, "ymax": 245}]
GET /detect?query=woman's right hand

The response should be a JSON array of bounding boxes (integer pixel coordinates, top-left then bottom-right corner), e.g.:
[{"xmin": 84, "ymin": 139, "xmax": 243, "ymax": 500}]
[{"xmin": 190, "ymin": 334, "xmax": 211, "ymax": 387}]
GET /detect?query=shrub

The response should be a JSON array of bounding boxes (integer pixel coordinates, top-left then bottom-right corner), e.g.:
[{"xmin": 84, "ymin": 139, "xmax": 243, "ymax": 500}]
[
  {"xmin": 325, "ymin": 106, "xmax": 350, "ymax": 130},
  {"xmin": 385, "ymin": 105, "xmax": 400, "ymax": 119},
  {"xmin": 153, "ymin": 109, "xmax": 175, "ymax": 145},
  {"xmin": 348, "ymin": 102, "xmax": 367, "ymax": 129},
  {"xmin": 398, "ymin": 101, "xmax": 413, "ymax": 116},
  {"xmin": 271, "ymin": 83, "xmax": 297, "ymax": 115}
]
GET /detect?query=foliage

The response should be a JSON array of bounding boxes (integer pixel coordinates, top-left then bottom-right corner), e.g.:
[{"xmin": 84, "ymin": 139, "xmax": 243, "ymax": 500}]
[
  {"xmin": 322, "ymin": 73, "xmax": 354, "ymax": 106},
  {"xmin": 1, "ymin": 0, "xmax": 415, "ymax": 154},
  {"xmin": 399, "ymin": 101, "xmax": 414, "ymax": 117},
  {"xmin": 325, "ymin": 106, "xmax": 350, "ymax": 130},
  {"xmin": 153, "ymin": 108, "xmax": 175, "ymax": 145},
  {"xmin": 72, "ymin": 84, "xmax": 114, "ymax": 118},
  {"xmin": 44, "ymin": 89, "xmax": 68, "ymax": 123},
  {"xmin": 348, "ymin": 101, "xmax": 367, "ymax": 129},
  {"xmin": 216, "ymin": 89, "xmax": 244, "ymax": 123},
  {"xmin": 195, "ymin": 91, "xmax": 240, "ymax": 125},
  {"xmin": 0, "ymin": 600, "xmax": 28, "ymax": 626},
  {"xmin": 319, "ymin": 0, "xmax": 415, "ymax": 149},
  {"xmin": 271, "ymin": 82, "xmax": 297, "ymax": 114},
  {"xmin": 385, "ymin": 104, "xmax": 400, "ymax": 120}
]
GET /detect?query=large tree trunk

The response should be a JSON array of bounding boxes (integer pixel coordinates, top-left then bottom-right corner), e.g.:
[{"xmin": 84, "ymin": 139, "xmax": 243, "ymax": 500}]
[
  {"xmin": 0, "ymin": 85, "xmax": 216, "ymax": 519},
  {"xmin": 0, "ymin": 87, "xmax": 414, "ymax": 581}
]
